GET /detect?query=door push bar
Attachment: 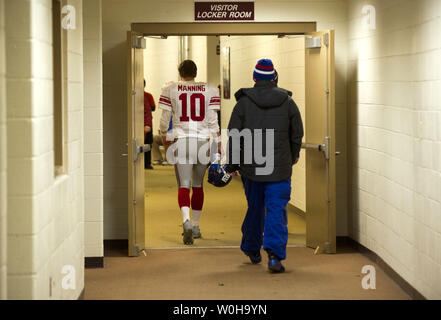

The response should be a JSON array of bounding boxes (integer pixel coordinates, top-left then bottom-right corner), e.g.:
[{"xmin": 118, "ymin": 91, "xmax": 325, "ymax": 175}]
[
  {"xmin": 133, "ymin": 139, "xmax": 151, "ymax": 162},
  {"xmin": 302, "ymin": 136, "xmax": 331, "ymax": 160},
  {"xmin": 121, "ymin": 139, "xmax": 151, "ymax": 162}
]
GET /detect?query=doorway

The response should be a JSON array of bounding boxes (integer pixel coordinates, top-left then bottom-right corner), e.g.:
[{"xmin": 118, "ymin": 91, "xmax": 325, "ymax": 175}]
[{"xmin": 127, "ymin": 23, "xmax": 336, "ymax": 256}]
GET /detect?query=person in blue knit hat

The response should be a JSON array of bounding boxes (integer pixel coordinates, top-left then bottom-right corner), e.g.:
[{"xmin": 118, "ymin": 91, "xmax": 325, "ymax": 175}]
[
  {"xmin": 225, "ymin": 58, "xmax": 303, "ymax": 273},
  {"xmin": 252, "ymin": 59, "xmax": 279, "ymax": 83}
]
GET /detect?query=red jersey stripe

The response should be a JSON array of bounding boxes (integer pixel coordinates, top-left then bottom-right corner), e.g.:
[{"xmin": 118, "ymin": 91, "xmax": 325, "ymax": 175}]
[
  {"xmin": 159, "ymin": 98, "xmax": 172, "ymax": 105},
  {"xmin": 159, "ymin": 95, "xmax": 171, "ymax": 102}
]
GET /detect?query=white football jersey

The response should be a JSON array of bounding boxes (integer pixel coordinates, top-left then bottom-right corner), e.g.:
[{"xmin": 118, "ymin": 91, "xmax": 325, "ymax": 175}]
[{"xmin": 158, "ymin": 81, "xmax": 220, "ymax": 139}]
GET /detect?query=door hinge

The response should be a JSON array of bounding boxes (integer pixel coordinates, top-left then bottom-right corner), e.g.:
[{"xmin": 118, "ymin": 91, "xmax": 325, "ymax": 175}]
[
  {"xmin": 323, "ymin": 33, "xmax": 329, "ymax": 47},
  {"xmin": 133, "ymin": 200, "xmax": 137, "ymax": 205},
  {"xmin": 306, "ymin": 37, "xmax": 321, "ymax": 49},
  {"xmin": 132, "ymin": 36, "xmax": 146, "ymax": 49},
  {"xmin": 324, "ymin": 242, "xmax": 331, "ymax": 253},
  {"xmin": 133, "ymin": 244, "xmax": 140, "ymax": 256}
]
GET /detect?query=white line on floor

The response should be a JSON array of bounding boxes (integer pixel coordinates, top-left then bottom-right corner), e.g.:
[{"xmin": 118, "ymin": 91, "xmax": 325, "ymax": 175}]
[{"xmin": 146, "ymin": 244, "xmax": 306, "ymax": 250}]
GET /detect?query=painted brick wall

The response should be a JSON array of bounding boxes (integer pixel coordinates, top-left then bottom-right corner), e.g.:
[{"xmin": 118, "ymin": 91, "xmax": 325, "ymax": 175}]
[
  {"xmin": 102, "ymin": 0, "xmax": 349, "ymax": 239},
  {"xmin": 83, "ymin": 0, "xmax": 103, "ymax": 258},
  {"xmin": 5, "ymin": 0, "xmax": 84, "ymax": 299},
  {"xmin": 0, "ymin": 0, "xmax": 7, "ymax": 300},
  {"xmin": 347, "ymin": 0, "xmax": 441, "ymax": 299}
]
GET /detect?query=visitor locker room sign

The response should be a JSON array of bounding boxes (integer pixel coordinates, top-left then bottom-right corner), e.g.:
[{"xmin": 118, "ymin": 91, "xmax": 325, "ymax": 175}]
[{"xmin": 194, "ymin": 1, "xmax": 255, "ymax": 21}]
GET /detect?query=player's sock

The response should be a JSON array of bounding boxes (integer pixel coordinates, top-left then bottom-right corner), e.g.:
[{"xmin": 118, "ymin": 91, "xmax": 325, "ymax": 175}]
[
  {"xmin": 178, "ymin": 187, "xmax": 191, "ymax": 223},
  {"xmin": 181, "ymin": 207, "xmax": 190, "ymax": 223},
  {"xmin": 191, "ymin": 187, "xmax": 204, "ymax": 226},
  {"xmin": 192, "ymin": 210, "xmax": 202, "ymax": 226}
]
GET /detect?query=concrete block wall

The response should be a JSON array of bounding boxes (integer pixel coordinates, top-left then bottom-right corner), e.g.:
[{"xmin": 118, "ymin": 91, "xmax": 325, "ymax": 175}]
[
  {"xmin": 347, "ymin": 0, "xmax": 441, "ymax": 299},
  {"xmin": 0, "ymin": 0, "xmax": 7, "ymax": 300},
  {"xmin": 5, "ymin": 0, "xmax": 84, "ymax": 299},
  {"xmin": 219, "ymin": 35, "xmax": 307, "ymax": 211},
  {"xmin": 102, "ymin": 0, "xmax": 349, "ymax": 239},
  {"xmin": 83, "ymin": 0, "xmax": 103, "ymax": 258}
]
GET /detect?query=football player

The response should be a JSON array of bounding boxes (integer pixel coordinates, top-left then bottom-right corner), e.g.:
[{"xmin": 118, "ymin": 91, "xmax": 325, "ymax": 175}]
[{"xmin": 158, "ymin": 60, "xmax": 221, "ymax": 245}]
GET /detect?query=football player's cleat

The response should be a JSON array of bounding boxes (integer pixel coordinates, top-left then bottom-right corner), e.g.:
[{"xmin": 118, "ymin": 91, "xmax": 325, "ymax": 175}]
[
  {"xmin": 193, "ymin": 225, "xmax": 202, "ymax": 239},
  {"xmin": 207, "ymin": 163, "xmax": 232, "ymax": 187},
  {"xmin": 182, "ymin": 220, "xmax": 194, "ymax": 245}
]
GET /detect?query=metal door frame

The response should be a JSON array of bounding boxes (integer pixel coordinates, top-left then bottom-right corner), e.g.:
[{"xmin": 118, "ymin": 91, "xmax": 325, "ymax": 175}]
[{"xmin": 127, "ymin": 31, "xmax": 149, "ymax": 256}]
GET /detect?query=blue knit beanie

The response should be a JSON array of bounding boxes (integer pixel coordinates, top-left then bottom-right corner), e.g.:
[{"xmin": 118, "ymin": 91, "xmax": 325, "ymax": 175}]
[{"xmin": 253, "ymin": 59, "xmax": 277, "ymax": 82}]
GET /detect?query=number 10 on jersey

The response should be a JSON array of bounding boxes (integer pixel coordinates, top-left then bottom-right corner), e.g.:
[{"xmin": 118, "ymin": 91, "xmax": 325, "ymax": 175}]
[{"xmin": 179, "ymin": 93, "xmax": 206, "ymax": 122}]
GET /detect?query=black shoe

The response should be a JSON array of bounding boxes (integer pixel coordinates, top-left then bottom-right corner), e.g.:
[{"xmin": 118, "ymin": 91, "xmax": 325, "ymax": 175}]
[
  {"xmin": 267, "ymin": 250, "xmax": 285, "ymax": 273},
  {"xmin": 145, "ymin": 165, "xmax": 154, "ymax": 170},
  {"xmin": 244, "ymin": 251, "xmax": 262, "ymax": 264}
]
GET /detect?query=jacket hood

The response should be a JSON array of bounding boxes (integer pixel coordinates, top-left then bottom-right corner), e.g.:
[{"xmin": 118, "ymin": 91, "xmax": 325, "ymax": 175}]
[{"xmin": 235, "ymin": 81, "xmax": 292, "ymax": 108}]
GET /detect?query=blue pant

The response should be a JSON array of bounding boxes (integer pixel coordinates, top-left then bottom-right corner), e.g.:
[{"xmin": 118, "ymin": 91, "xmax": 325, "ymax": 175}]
[{"xmin": 240, "ymin": 177, "xmax": 291, "ymax": 260}]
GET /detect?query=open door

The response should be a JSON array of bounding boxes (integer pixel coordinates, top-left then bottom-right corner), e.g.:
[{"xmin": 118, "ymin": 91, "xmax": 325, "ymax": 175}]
[
  {"xmin": 127, "ymin": 31, "xmax": 148, "ymax": 256},
  {"xmin": 304, "ymin": 30, "xmax": 336, "ymax": 253}
]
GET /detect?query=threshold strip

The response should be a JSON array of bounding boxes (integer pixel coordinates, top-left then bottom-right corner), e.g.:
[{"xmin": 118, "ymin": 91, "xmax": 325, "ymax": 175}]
[{"xmin": 145, "ymin": 244, "xmax": 306, "ymax": 250}]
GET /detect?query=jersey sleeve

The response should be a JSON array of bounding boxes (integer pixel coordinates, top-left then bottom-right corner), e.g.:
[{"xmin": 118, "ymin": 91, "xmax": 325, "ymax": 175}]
[
  {"xmin": 159, "ymin": 108, "xmax": 172, "ymax": 135},
  {"xmin": 158, "ymin": 83, "xmax": 173, "ymax": 111},
  {"xmin": 207, "ymin": 86, "xmax": 221, "ymax": 110}
]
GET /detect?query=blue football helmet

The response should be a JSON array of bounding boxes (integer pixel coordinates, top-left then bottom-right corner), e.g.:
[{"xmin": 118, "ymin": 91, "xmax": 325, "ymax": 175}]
[{"xmin": 208, "ymin": 163, "xmax": 232, "ymax": 187}]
